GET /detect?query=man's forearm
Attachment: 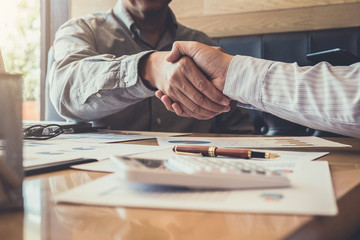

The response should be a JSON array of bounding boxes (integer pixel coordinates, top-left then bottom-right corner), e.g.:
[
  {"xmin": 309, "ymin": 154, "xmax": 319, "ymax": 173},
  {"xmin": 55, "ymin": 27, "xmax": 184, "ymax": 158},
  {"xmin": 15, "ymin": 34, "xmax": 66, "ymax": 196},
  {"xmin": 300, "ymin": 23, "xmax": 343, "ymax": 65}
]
[
  {"xmin": 225, "ymin": 56, "xmax": 360, "ymax": 137},
  {"xmin": 49, "ymin": 51, "xmax": 155, "ymax": 122}
]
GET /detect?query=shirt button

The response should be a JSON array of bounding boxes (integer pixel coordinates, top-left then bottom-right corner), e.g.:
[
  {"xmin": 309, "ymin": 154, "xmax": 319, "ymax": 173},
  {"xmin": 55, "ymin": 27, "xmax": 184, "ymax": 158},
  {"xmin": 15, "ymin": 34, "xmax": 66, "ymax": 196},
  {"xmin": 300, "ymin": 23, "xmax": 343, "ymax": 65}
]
[
  {"xmin": 124, "ymin": 77, "xmax": 129, "ymax": 83},
  {"xmin": 96, "ymin": 93, "xmax": 101, "ymax": 98},
  {"xmin": 156, "ymin": 118, "xmax": 162, "ymax": 125}
]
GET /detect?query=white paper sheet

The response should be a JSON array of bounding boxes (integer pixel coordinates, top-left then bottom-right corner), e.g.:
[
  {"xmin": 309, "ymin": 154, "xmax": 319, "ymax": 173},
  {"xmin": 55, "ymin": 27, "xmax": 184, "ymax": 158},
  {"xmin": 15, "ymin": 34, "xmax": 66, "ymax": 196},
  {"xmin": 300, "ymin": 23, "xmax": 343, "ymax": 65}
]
[
  {"xmin": 23, "ymin": 142, "xmax": 167, "ymax": 168},
  {"xmin": 36, "ymin": 132, "xmax": 156, "ymax": 144},
  {"xmin": 72, "ymin": 148, "xmax": 328, "ymax": 173},
  {"xmin": 22, "ymin": 130, "xmax": 183, "ymax": 169},
  {"xmin": 25, "ymin": 131, "xmax": 185, "ymax": 145},
  {"xmin": 71, "ymin": 160, "xmax": 115, "ymax": 172},
  {"xmin": 128, "ymin": 148, "xmax": 329, "ymax": 161},
  {"xmin": 55, "ymin": 161, "xmax": 337, "ymax": 216},
  {"xmin": 157, "ymin": 136, "xmax": 350, "ymax": 148}
]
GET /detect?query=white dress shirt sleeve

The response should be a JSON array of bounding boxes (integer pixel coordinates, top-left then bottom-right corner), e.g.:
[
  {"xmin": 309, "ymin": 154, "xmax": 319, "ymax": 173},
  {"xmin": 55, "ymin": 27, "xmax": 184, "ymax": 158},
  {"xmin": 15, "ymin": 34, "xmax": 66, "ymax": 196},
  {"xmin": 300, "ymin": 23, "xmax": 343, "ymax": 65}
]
[{"xmin": 223, "ymin": 55, "xmax": 360, "ymax": 138}]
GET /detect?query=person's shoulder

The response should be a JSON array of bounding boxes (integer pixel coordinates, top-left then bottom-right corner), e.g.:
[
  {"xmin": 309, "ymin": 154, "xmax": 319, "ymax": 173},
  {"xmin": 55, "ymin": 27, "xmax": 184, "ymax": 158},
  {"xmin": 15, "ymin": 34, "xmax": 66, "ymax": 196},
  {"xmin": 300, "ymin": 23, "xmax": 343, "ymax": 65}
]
[
  {"xmin": 176, "ymin": 23, "xmax": 215, "ymax": 45},
  {"xmin": 176, "ymin": 23, "xmax": 211, "ymax": 39},
  {"xmin": 61, "ymin": 10, "xmax": 111, "ymax": 29}
]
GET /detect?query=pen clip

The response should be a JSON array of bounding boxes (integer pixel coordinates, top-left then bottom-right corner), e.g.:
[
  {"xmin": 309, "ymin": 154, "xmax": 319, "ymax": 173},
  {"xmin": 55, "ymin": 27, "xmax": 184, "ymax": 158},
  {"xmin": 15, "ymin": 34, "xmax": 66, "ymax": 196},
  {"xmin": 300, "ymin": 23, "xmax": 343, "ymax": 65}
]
[{"xmin": 174, "ymin": 150, "xmax": 203, "ymax": 157}]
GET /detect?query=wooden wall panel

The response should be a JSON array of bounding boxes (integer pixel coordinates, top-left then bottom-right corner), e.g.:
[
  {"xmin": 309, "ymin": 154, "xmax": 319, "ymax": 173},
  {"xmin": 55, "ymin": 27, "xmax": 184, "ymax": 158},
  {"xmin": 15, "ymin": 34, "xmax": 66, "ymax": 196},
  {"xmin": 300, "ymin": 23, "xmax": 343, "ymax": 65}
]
[
  {"xmin": 169, "ymin": 0, "xmax": 204, "ymax": 18},
  {"xmin": 69, "ymin": 0, "xmax": 360, "ymax": 37},
  {"xmin": 70, "ymin": 0, "xmax": 116, "ymax": 18},
  {"xmin": 70, "ymin": 0, "xmax": 203, "ymax": 18},
  {"xmin": 178, "ymin": 2, "xmax": 360, "ymax": 37},
  {"xmin": 203, "ymin": 0, "xmax": 360, "ymax": 15}
]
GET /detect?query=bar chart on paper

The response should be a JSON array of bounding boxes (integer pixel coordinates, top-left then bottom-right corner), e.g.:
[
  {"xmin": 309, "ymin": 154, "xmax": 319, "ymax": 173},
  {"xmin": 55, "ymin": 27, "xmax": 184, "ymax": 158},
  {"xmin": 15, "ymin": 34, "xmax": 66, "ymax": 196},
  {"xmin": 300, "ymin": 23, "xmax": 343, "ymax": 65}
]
[{"xmin": 157, "ymin": 136, "xmax": 350, "ymax": 148}]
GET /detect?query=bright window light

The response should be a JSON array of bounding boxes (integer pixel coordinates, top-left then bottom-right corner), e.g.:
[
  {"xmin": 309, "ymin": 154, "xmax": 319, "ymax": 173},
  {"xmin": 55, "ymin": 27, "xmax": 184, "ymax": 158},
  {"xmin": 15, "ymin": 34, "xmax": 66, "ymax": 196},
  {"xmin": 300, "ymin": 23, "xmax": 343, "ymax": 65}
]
[{"xmin": 0, "ymin": 0, "xmax": 40, "ymax": 120}]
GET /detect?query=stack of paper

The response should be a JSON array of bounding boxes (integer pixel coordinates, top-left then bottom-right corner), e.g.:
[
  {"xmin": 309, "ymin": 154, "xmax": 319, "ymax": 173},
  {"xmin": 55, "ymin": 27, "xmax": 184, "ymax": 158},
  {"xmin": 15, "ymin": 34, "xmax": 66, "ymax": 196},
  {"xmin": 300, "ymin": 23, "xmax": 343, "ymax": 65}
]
[
  {"xmin": 54, "ymin": 136, "xmax": 347, "ymax": 215},
  {"xmin": 54, "ymin": 160, "xmax": 337, "ymax": 216}
]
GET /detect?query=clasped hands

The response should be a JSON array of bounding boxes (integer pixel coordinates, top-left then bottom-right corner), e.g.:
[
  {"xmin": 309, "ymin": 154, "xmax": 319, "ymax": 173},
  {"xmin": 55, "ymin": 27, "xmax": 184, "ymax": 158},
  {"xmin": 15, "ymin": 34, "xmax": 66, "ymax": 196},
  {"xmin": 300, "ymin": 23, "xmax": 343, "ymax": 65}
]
[{"xmin": 140, "ymin": 41, "xmax": 234, "ymax": 120}]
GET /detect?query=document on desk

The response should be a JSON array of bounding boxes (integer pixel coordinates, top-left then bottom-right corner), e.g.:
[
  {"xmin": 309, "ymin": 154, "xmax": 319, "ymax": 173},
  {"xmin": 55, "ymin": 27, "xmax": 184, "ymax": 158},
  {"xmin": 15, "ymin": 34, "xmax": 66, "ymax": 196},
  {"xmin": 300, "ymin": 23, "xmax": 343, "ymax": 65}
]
[
  {"xmin": 24, "ymin": 130, "xmax": 185, "ymax": 145},
  {"xmin": 41, "ymin": 131, "xmax": 161, "ymax": 144},
  {"xmin": 55, "ymin": 161, "xmax": 338, "ymax": 216},
  {"xmin": 72, "ymin": 148, "xmax": 328, "ymax": 173},
  {"xmin": 128, "ymin": 148, "xmax": 329, "ymax": 162},
  {"xmin": 157, "ymin": 136, "xmax": 350, "ymax": 148},
  {"xmin": 21, "ymin": 131, "xmax": 183, "ymax": 172},
  {"xmin": 23, "ymin": 141, "xmax": 166, "ymax": 169}
]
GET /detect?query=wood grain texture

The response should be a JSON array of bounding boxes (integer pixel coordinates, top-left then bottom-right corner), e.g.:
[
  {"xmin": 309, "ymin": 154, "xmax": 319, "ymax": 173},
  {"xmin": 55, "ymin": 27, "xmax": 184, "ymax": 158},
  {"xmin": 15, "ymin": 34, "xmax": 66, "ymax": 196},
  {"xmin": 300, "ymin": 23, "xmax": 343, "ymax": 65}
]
[
  {"xmin": 202, "ymin": 0, "xmax": 360, "ymax": 15},
  {"xmin": 169, "ymin": 0, "xmax": 204, "ymax": 17},
  {"xmin": 70, "ymin": 0, "xmax": 116, "ymax": 18},
  {"xmin": 176, "ymin": 2, "xmax": 360, "ymax": 37},
  {"xmin": 1, "ymin": 136, "xmax": 360, "ymax": 240},
  {"xmin": 69, "ymin": 0, "xmax": 360, "ymax": 37},
  {"xmin": 70, "ymin": 0, "xmax": 203, "ymax": 18}
]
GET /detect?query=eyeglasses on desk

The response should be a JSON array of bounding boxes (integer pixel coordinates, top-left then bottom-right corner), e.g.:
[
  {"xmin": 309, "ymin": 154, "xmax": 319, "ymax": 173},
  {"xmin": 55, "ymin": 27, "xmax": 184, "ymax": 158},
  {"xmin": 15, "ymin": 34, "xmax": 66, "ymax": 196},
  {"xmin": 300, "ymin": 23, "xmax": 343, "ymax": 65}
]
[{"xmin": 23, "ymin": 124, "xmax": 64, "ymax": 140}]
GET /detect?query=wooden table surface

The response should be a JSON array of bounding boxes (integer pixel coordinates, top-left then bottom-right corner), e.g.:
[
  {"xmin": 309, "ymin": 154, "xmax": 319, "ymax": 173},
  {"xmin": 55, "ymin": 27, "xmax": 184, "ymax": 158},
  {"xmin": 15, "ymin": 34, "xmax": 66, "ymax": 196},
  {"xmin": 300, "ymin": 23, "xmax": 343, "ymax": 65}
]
[{"xmin": 1, "ymin": 134, "xmax": 359, "ymax": 240}]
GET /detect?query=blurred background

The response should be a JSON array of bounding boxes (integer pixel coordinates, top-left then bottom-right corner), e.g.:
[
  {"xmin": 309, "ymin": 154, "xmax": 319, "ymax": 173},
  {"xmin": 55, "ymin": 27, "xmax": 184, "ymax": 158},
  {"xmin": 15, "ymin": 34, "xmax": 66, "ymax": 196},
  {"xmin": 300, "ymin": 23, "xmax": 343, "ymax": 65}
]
[{"xmin": 0, "ymin": 0, "xmax": 40, "ymax": 120}]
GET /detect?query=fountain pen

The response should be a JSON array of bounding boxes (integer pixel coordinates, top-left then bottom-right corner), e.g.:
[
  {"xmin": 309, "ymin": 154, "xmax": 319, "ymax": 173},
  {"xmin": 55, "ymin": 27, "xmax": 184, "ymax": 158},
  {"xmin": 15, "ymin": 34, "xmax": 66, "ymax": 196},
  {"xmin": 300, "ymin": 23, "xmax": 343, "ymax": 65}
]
[{"xmin": 172, "ymin": 145, "xmax": 280, "ymax": 159}]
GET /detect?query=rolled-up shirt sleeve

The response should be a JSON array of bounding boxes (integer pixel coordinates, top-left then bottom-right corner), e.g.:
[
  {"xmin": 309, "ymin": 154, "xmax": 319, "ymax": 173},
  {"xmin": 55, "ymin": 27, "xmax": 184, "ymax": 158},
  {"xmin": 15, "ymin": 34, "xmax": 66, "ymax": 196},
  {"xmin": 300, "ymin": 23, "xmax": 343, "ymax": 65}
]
[
  {"xmin": 224, "ymin": 55, "xmax": 360, "ymax": 138},
  {"xmin": 48, "ymin": 18, "xmax": 155, "ymax": 122}
]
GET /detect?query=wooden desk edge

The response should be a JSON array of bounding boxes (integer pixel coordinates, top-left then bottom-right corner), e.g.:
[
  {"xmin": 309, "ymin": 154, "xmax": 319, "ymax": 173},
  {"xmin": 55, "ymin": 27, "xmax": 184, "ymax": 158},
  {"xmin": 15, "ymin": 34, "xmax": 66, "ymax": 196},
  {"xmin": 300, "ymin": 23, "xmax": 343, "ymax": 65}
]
[{"xmin": 285, "ymin": 182, "xmax": 360, "ymax": 240}]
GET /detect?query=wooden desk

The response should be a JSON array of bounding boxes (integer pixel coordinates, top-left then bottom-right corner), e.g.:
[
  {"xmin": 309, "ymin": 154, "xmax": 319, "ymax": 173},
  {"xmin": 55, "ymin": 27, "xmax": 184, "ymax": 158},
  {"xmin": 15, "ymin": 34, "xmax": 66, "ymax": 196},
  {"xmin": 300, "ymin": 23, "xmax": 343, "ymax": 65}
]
[{"xmin": 1, "ymin": 135, "xmax": 359, "ymax": 240}]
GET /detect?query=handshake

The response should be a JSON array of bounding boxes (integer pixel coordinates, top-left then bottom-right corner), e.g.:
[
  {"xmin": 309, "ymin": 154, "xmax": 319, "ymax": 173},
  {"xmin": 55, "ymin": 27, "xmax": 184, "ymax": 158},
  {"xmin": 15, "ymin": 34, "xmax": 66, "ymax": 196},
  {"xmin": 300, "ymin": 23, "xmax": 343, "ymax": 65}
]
[
  {"xmin": 140, "ymin": 41, "xmax": 360, "ymax": 138},
  {"xmin": 140, "ymin": 41, "xmax": 234, "ymax": 120}
]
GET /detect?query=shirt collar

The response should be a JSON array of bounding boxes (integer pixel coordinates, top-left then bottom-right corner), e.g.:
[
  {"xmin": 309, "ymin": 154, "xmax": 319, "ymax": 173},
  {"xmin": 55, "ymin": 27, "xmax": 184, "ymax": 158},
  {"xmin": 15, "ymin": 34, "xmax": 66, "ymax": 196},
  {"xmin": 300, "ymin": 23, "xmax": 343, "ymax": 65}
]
[
  {"xmin": 113, "ymin": 0, "xmax": 178, "ymax": 35},
  {"xmin": 113, "ymin": 0, "xmax": 135, "ymax": 31}
]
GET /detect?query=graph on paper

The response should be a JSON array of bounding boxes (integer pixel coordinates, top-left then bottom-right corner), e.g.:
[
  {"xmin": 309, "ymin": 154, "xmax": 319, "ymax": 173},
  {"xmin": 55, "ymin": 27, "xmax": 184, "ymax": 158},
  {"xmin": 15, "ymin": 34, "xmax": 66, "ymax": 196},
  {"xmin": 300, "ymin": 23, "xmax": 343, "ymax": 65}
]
[{"xmin": 156, "ymin": 136, "xmax": 350, "ymax": 148}]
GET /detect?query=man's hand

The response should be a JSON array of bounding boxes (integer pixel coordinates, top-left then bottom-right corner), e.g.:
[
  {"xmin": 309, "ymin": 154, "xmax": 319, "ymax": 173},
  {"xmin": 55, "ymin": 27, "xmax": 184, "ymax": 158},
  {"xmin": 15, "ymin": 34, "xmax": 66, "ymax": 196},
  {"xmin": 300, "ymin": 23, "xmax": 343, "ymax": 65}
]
[
  {"xmin": 156, "ymin": 41, "xmax": 234, "ymax": 117},
  {"xmin": 140, "ymin": 51, "xmax": 230, "ymax": 120},
  {"xmin": 167, "ymin": 42, "xmax": 233, "ymax": 91}
]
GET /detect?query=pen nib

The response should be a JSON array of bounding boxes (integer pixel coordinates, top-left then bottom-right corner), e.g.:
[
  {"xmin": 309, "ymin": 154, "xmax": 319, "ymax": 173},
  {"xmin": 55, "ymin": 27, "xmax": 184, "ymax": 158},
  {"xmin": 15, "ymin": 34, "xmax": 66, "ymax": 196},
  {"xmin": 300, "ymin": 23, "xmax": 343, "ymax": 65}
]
[
  {"xmin": 264, "ymin": 152, "xmax": 280, "ymax": 159},
  {"xmin": 268, "ymin": 153, "xmax": 280, "ymax": 159}
]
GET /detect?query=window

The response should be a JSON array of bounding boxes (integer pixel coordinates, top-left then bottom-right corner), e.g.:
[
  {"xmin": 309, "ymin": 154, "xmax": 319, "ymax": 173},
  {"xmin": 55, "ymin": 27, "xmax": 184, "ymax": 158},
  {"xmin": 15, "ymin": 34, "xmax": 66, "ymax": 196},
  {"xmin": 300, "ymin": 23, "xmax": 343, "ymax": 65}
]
[{"xmin": 0, "ymin": 0, "xmax": 41, "ymax": 120}]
